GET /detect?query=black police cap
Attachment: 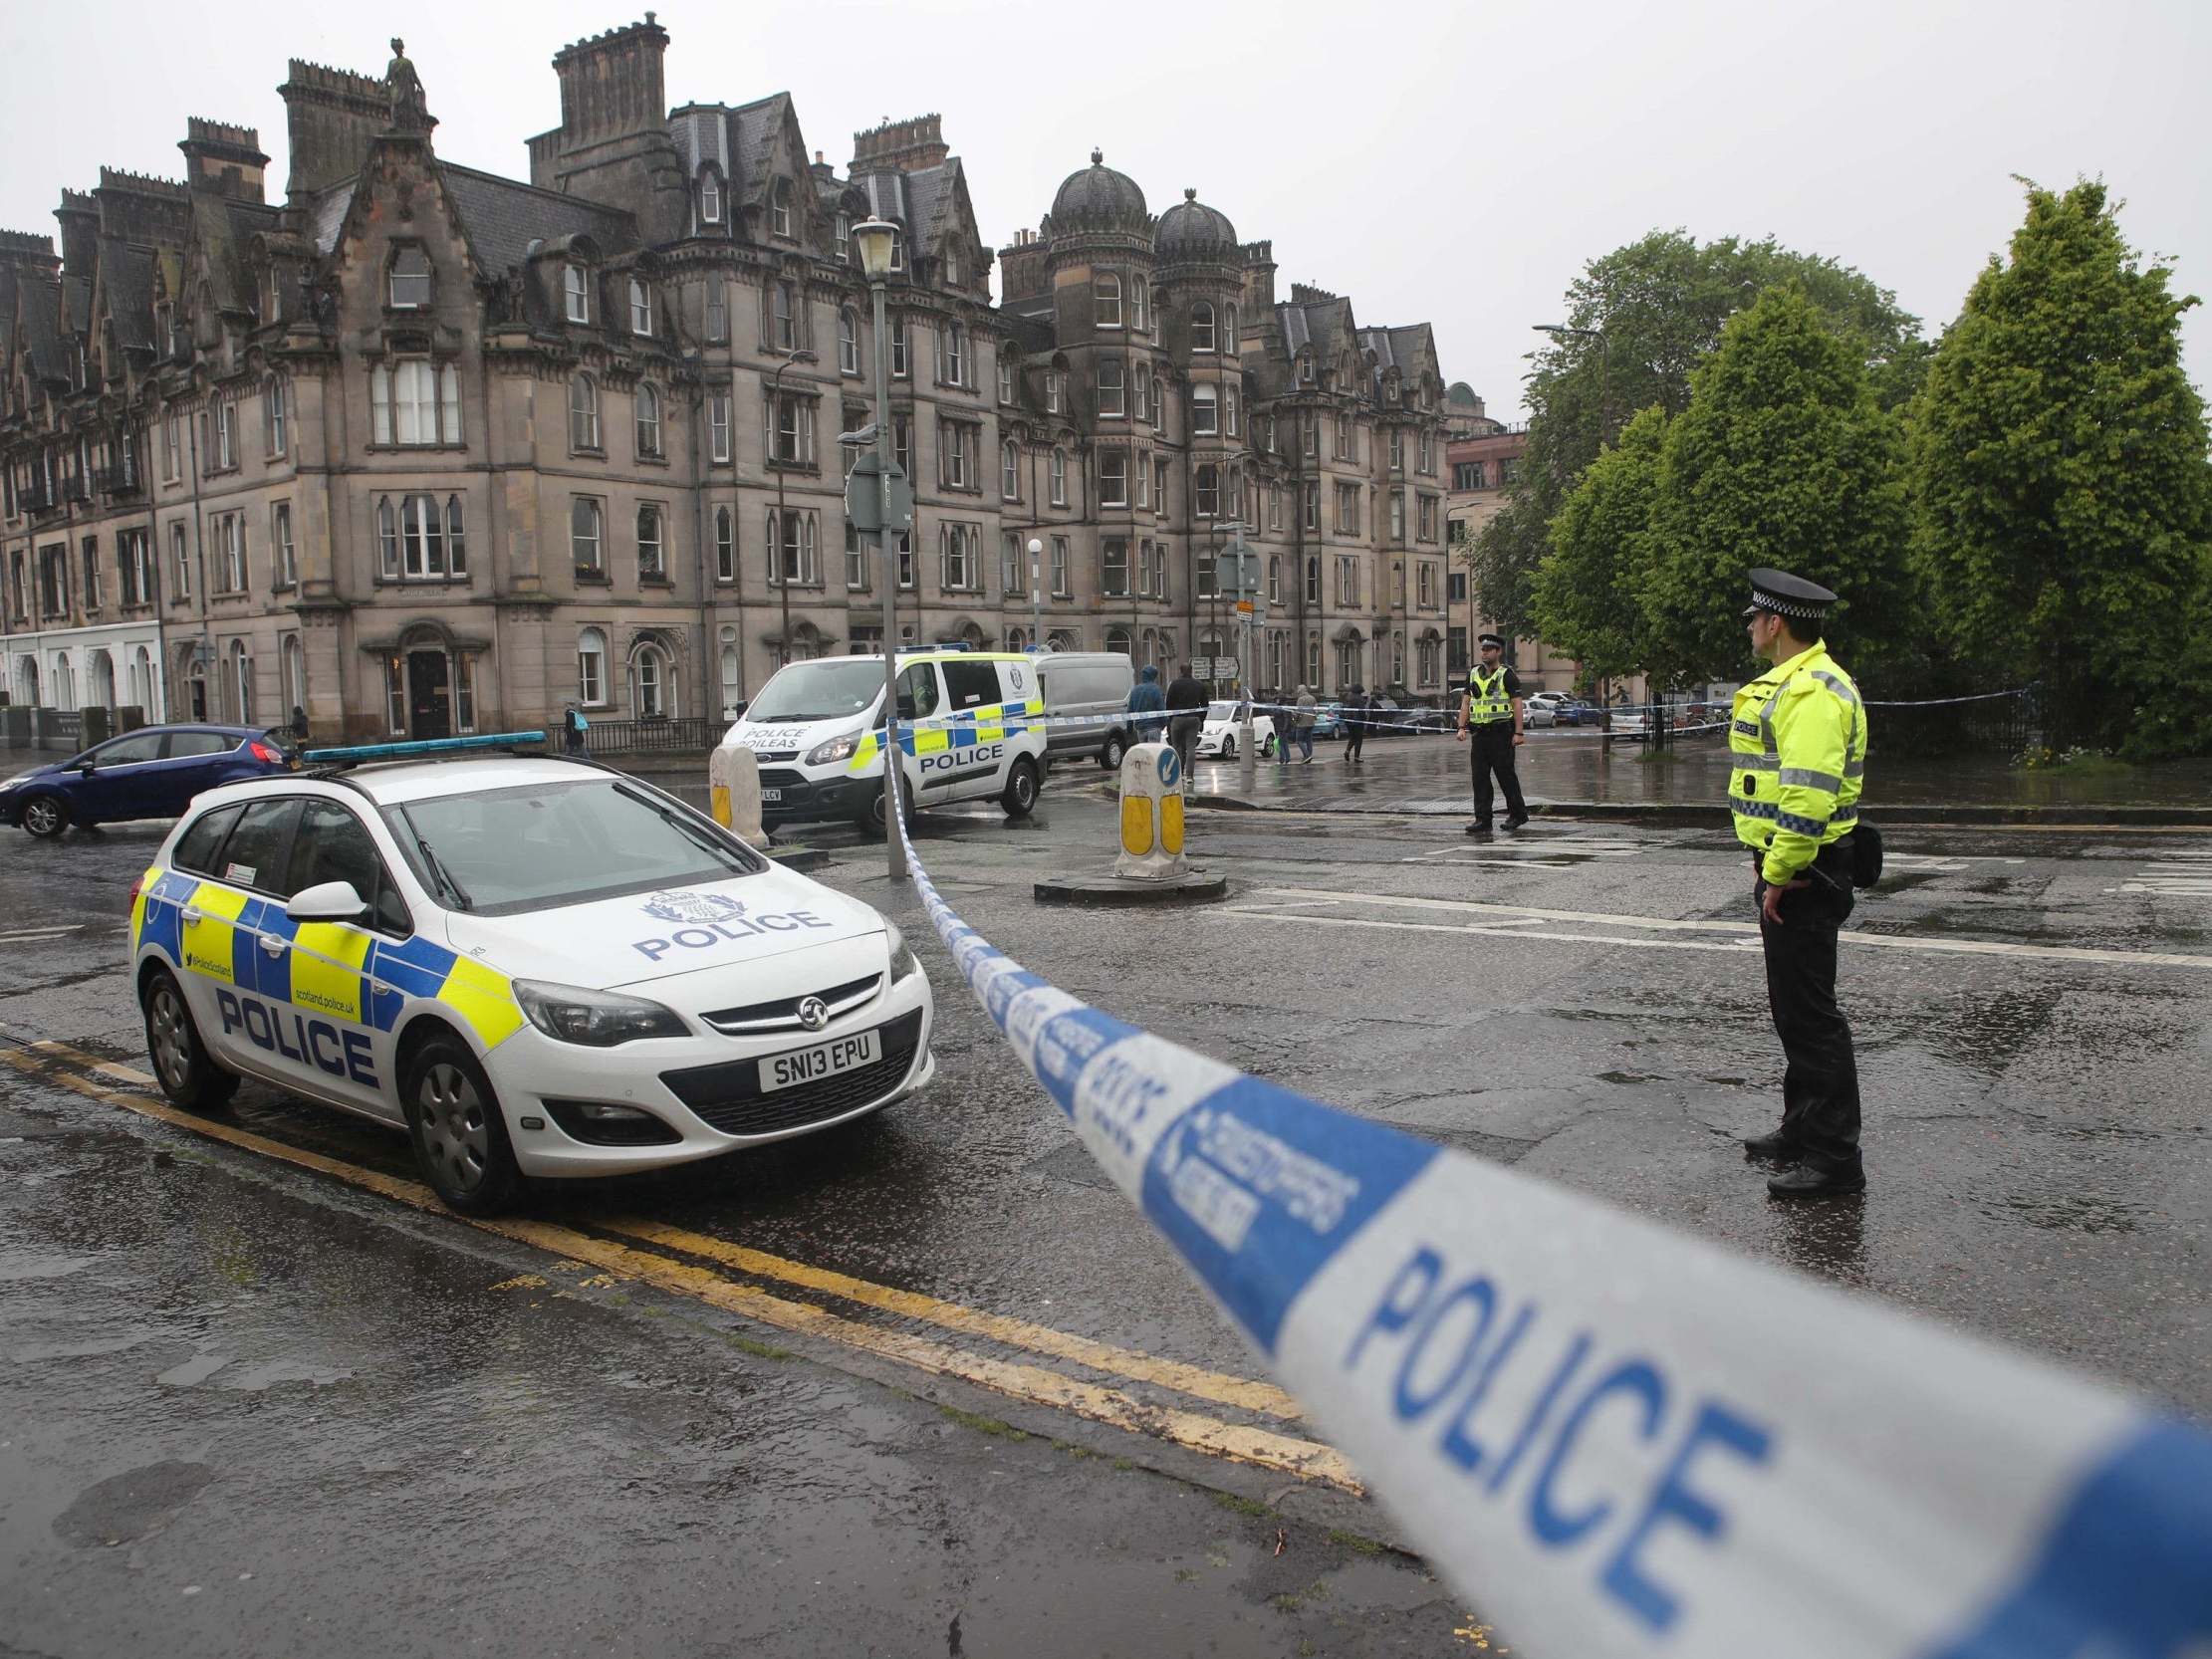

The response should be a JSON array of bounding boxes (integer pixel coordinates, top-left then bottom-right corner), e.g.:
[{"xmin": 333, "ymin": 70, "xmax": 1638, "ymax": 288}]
[
  {"xmin": 1477, "ymin": 633, "xmax": 1506, "ymax": 648},
  {"xmin": 1743, "ymin": 568, "xmax": 1837, "ymax": 621}
]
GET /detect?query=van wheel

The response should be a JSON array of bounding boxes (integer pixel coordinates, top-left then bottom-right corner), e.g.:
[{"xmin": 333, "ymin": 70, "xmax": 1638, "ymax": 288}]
[
  {"xmin": 1100, "ymin": 734, "xmax": 1126, "ymax": 770},
  {"xmin": 860, "ymin": 781, "xmax": 917, "ymax": 838},
  {"xmin": 141, "ymin": 966, "xmax": 239, "ymax": 1113},
  {"xmin": 1001, "ymin": 757, "xmax": 1039, "ymax": 818},
  {"xmin": 404, "ymin": 1033, "xmax": 524, "ymax": 1217}
]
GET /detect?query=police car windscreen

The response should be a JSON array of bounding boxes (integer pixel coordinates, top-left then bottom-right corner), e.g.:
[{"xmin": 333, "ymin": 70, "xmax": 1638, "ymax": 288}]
[
  {"xmin": 745, "ymin": 659, "xmax": 884, "ymax": 723},
  {"xmin": 392, "ymin": 780, "xmax": 757, "ymax": 914}
]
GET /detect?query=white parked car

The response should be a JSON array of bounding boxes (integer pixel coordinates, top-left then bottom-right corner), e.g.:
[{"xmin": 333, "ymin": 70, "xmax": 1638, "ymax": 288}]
[
  {"xmin": 1195, "ymin": 701, "xmax": 1277, "ymax": 760},
  {"xmin": 128, "ymin": 740, "xmax": 933, "ymax": 1215}
]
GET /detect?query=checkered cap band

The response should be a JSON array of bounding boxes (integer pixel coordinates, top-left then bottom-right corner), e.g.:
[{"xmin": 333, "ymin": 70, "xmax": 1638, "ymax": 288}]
[{"xmin": 1750, "ymin": 589, "xmax": 1829, "ymax": 620}]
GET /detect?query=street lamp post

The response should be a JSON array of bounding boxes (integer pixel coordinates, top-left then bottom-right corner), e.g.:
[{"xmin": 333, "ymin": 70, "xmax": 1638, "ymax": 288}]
[
  {"xmin": 854, "ymin": 217, "xmax": 904, "ymax": 882},
  {"xmin": 1027, "ymin": 537, "xmax": 1043, "ymax": 653},
  {"xmin": 769, "ymin": 347, "xmax": 819, "ymax": 670}
]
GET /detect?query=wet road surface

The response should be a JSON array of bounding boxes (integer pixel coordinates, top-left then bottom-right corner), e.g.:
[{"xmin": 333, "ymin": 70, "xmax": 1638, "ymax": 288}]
[{"xmin": 4, "ymin": 778, "xmax": 2209, "ymax": 1656}]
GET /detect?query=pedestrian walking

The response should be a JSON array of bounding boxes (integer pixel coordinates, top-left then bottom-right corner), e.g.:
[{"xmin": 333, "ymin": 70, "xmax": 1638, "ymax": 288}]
[
  {"xmin": 562, "ymin": 702, "xmax": 590, "ymax": 756},
  {"xmin": 1292, "ymin": 685, "xmax": 1318, "ymax": 763},
  {"xmin": 1456, "ymin": 635, "xmax": 1527, "ymax": 832},
  {"xmin": 289, "ymin": 704, "xmax": 309, "ymax": 745},
  {"xmin": 1343, "ymin": 685, "xmax": 1368, "ymax": 763},
  {"xmin": 1126, "ymin": 664, "xmax": 1168, "ymax": 747},
  {"xmin": 1165, "ymin": 664, "xmax": 1206, "ymax": 778},
  {"xmin": 1733, "ymin": 569, "xmax": 1869, "ymax": 1200}
]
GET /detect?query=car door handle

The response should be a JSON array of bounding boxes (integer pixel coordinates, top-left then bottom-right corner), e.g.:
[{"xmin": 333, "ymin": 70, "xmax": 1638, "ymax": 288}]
[
  {"xmin": 258, "ymin": 935, "xmax": 289, "ymax": 957},
  {"xmin": 180, "ymin": 907, "xmax": 205, "ymax": 925}
]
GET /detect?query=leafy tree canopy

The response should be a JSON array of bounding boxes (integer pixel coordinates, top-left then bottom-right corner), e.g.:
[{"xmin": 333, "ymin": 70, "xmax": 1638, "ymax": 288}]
[{"xmin": 1533, "ymin": 404, "xmax": 1668, "ymax": 680}]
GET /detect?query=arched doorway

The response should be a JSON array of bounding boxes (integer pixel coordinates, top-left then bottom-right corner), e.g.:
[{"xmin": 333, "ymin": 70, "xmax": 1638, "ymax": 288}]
[
  {"xmin": 88, "ymin": 649, "xmax": 116, "ymax": 709},
  {"xmin": 51, "ymin": 652, "xmax": 76, "ymax": 713},
  {"xmin": 629, "ymin": 633, "xmax": 678, "ymax": 720}
]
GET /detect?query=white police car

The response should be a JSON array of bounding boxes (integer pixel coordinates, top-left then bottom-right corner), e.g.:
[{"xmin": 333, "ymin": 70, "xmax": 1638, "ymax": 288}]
[
  {"xmin": 127, "ymin": 735, "xmax": 933, "ymax": 1215},
  {"xmin": 721, "ymin": 649, "xmax": 1049, "ymax": 833}
]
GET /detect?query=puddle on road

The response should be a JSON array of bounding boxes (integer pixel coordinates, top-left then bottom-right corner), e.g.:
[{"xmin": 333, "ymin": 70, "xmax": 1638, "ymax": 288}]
[{"xmin": 1987, "ymin": 1194, "xmax": 2145, "ymax": 1235}]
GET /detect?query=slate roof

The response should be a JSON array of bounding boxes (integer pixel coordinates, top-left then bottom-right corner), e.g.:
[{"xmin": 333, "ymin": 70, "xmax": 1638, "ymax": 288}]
[
  {"xmin": 19, "ymin": 277, "xmax": 68, "ymax": 381},
  {"xmin": 439, "ymin": 162, "xmax": 636, "ymax": 275},
  {"xmin": 1155, "ymin": 190, "xmax": 1237, "ymax": 263},
  {"xmin": 729, "ymin": 93, "xmax": 791, "ymax": 207},
  {"xmin": 99, "ymin": 238, "xmax": 155, "ymax": 352}
]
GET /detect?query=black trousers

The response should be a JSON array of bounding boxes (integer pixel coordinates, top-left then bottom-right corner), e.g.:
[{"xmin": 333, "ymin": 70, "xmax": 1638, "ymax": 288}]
[
  {"xmin": 1469, "ymin": 723, "xmax": 1526, "ymax": 825},
  {"xmin": 1754, "ymin": 844, "xmax": 1863, "ymax": 1175},
  {"xmin": 1345, "ymin": 720, "xmax": 1365, "ymax": 759}
]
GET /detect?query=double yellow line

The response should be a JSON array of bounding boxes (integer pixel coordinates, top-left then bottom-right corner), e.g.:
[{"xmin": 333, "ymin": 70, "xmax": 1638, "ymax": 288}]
[{"xmin": 2, "ymin": 1041, "xmax": 1358, "ymax": 1494}]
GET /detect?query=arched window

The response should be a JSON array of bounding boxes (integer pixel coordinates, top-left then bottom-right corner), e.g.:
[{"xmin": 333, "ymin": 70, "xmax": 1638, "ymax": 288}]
[
  {"xmin": 839, "ymin": 307, "xmax": 859, "ymax": 374},
  {"xmin": 1002, "ymin": 441, "xmax": 1020, "ymax": 500},
  {"xmin": 230, "ymin": 640, "xmax": 253, "ymax": 726},
  {"xmin": 1191, "ymin": 302, "xmax": 1216, "ymax": 353},
  {"xmin": 635, "ymin": 382, "xmax": 661, "ymax": 456},
  {"xmin": 1006, "ymin": 626, "xmax": 1027, "ymax": 653},
  {"xmin": 564, "ymin": 264, "xmax": 590, "ymax": 324},
  {"xmin": 572, "ymin": 498, "xmax": 604, "ymax": 574},
  {"xmin": 636, "ymin": 504, "xmax": 665, "ymax": 579},
  {"xmin": 627, "ymin": 278, "xmax": 652, "ymax": 336},
  {"xmin": 569, "ymin": 374, "xmax": 600, "ymax": 449},
  {"xmin": 1192, "ymin": 384, "xmax": 1219, "ymax": 436},
  {"xmin": 51, "ymin": 651, "xmax": 76, "ymax": 714},
  {"xmin": 1096, "ymin": 273, "xmax": 1122, "ymax": 329},
  {"xmin": 632, "ymin": 640, "xmax": 674, "ymax": 719},
  {"xmin": 130, "ymin": 645, "xmax": 152, "ymax": 713},
  {"xmin": 1106, "ymin": 626, "xmax": 1132, "ymax": 659},
  {"xmin": 770, "ymin": 179, "xmax": 794, "ymax": 238},
  {"xmin": 578, "ymin": 627, "xmax": 608, "ymax": 706},
  {"xmin": 700, "ymin": 170, "xmax": 722, "ymax": 224},
  {"xmin": 282, "ymin": 636, "xmax": 305, "ymax": 718},
  {"xmin": 1050, "ymin": 447, "xmax": 1067, "ymax": 506},
  {"xmin": 719, "ymin": 639, "xmax": 741, "ymax": 716},
  {"xmin": 388, "ymin": 246, "xmax": 430, "ymax": 310}
]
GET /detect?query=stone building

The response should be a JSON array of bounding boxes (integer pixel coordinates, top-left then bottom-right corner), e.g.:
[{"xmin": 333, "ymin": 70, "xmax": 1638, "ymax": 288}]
[{"xmin": 1, "ymin": 17, "xmax": 1456, "ymax": 744}]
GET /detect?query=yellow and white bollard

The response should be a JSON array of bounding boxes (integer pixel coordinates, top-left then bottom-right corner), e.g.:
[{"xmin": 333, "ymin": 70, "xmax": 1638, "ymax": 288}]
[
  {"xmin": 1114, "ymin": 741, "xmax": 1187, "ymax": 879},
  {"xmin": 709, "ymin": 743, "xmax": 766, "ymax": 847}
]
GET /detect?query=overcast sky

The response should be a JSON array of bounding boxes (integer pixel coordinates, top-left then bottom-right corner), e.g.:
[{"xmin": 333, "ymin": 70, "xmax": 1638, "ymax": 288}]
[{"xmin": 4, "ymin": 0, "xmax": 2205, "ymax": 421}]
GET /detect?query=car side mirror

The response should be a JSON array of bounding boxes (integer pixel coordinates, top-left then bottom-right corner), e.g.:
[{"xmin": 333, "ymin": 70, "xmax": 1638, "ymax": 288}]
[
  {"xmin": 79, "ymin": 763, "xmax": 97, "ymax": 777},
  {"xmin": 286, "ymin": 879, "xmax": 369, "ymax": 924}
]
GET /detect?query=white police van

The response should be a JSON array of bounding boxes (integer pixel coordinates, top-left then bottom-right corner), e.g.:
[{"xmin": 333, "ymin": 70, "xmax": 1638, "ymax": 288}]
[
  {"xmin": 720, "ymin": 649, "xmax": 1049, "ymax": 833},
  {"xmin": 127, "ymin": 735, "xmax": 934, "ymax": 1216}
]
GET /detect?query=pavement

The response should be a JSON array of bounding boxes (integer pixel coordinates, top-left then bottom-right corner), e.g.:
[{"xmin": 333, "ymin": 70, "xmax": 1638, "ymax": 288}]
[{"xmin": 4, "ymin": 766, "xmax": 2210, "ymax": 1656}]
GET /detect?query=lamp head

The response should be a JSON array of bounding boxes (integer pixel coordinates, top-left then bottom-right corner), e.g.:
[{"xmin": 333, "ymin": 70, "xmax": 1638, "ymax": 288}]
[
  {"xmin": 854, "ymin": 217, "xmax": 898, "ymax": 280},
  {"xmin": 1027, "ymin": 538, "xmax": 1043, "ymax": 555}
]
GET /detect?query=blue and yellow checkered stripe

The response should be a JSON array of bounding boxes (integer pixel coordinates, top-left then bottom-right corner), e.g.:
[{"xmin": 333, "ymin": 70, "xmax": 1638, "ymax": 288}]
[
  {"xmin": 135, "ymin": 868, "xmax": 524, "ymax": 1052},
  {"xmin": 847, "ymin": 698, "xmax": 1046, "ymax": 773}
]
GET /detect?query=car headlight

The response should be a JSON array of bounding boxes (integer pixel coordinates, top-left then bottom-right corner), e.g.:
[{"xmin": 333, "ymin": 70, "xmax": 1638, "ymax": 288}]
[
  {"xmin": 512, "ymin": 979, "xmax": 689, "ymax": 1047},
  {"xmin": 806, "ymin": 732, "xmax": 860, "ymax": 767},
  {"xmin": 885, "ymin": 921, "xmax": 921, "ymax": 985}
]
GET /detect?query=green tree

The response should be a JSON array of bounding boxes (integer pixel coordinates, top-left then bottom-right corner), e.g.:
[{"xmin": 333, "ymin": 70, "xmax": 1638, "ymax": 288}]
[
  {"xmin": 1911, "ymin": 179, "xmax": 2212, "ymax": 756},
  {"xmin": 1640, "ymin": 285, "xmax": 1923, "ymax": 686},
  {"xmin": 1533, "ymin": 405, "xmax": 1668, "ymax": 680},
  {"xmin": 1469, "ymin": 231, "xmax": 1920, "ymax": 640}
]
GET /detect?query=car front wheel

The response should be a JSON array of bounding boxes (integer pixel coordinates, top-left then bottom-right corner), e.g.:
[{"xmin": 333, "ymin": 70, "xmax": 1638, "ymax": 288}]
[
  {"xmin": 404, "ymin": 1033, "xmax": 524, "ymax": 1216},
  {"xmin": 141, "ymin": 966, "xmax": 239, "ymax": 1113},
  {"xmin": 20, "ymin": 794, "xmax": 69, "ymax": 838},
  {"xmin": 1001, "ymin": 757, "xmax": 1039, "ymax": 818},
  {"xmin": 1221, "ymin": 737, "xmax": 1237, "ymax": 761},
  {"xmin": 1100, "ymin": 734, "xmax": 1126, "ymax": 770}
]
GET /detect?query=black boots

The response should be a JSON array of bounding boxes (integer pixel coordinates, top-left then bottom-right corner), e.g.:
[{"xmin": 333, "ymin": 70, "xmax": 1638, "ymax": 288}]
[
  {"xmin": 1767, "ymin": 1164, "xmax": 1867, "ymax": 1199},
  {"xmin": 1742, "ymin": 1130, "xmax": 1800, "ymax": 1162}
]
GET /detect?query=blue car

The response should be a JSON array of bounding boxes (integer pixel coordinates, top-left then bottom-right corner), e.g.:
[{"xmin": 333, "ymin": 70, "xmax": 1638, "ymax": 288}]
[{"xmin": 0, "ymin": 724, "xmax": 296, "ymax": 838}]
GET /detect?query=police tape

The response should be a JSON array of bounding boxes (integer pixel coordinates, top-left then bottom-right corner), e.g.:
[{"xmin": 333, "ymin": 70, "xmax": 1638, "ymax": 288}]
[{"xmin": 886, "ymin": 795, "xmax": 2212, "ymax": 1656}]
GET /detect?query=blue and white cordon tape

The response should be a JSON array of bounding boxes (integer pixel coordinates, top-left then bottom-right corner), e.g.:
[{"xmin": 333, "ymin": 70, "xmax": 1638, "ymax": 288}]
[{"xmin": 885, "ymin": 780, "xmax": 2211, "ymax": 1656}]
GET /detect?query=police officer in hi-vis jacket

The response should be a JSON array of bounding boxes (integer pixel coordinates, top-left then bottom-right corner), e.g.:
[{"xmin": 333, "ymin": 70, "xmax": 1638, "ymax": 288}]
[
  {"xmin": 1731, "ymin": 570, "xmax": 1869, "ymax": 1200},
  {"xmin": 1456, "ymin": 634, "xmax": 1528, "ymax": 834}
]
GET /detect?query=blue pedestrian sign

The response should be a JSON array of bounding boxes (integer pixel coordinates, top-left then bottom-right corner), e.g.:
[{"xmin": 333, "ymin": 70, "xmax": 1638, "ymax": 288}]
[{"xmin": 1157, "ymin": 746, "xmax": 1181, "ymax": 790}]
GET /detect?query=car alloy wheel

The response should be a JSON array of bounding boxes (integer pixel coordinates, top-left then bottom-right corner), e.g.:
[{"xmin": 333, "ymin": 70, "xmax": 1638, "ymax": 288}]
[
  {"xmin": 147, "ymin": 978, "xmax": 194, "ymax": 1094},
  {"xmin": 22, "ymin": 796, "xmax": 65, "ymax": 837}
]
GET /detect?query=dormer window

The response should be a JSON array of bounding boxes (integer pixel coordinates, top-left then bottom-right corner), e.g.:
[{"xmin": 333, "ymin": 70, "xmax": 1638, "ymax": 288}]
[
  {"xmin": 263, "ymin": 266, "xmax": 284, "ymax": 324},
  {"xmin": 388, "ymin": 246, "xmax": 431, "ymax": 310},
  {"xmin": 944, "ymin": 245, "xmax": 962, "ymax": 288},
  {"xmin": 564, "ymin": 265, "xmax": 591, "ymax": 325},
  {"xmin": 889, "ymin": 231, "xmax": 904, "ymax": 272},
  {"xmin": 1299, "ymin": 355, "xmax": 1316, "ymax": 385},
  {"xmin": 835, "ymin": 213, "xmax": 850, "ymax": 258},
  {"xmin": 770, "ymin": 179, "xmax": 793, "ymax": 239},
  {"xmin": 700, "ymin": 171, "xmax": 723, "ymax": 225},
  {"xmin": 628, "ymin": 278, "xmax": 652, "ymax": 337}
]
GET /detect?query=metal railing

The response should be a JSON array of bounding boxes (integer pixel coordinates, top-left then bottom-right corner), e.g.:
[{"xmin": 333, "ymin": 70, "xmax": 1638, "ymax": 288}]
[{"xmin": 578, "ymin": 715, "xmax": 718, "ymax": 755}]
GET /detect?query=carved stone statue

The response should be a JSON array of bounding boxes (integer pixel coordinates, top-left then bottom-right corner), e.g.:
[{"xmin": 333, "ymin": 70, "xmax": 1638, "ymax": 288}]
[{"xmin": 385, "ymin": 37, "xmax": 435, "ymax": 133}]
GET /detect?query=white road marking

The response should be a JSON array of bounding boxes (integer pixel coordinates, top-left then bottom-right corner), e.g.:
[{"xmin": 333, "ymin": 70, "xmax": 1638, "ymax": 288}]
[
  {"xmin": 1243, "ymin": 885, "xmax": 2212, "ymax": 971},
  {"xmin": 2119, "ymin": 863, "xmax": 2212, "ymax": 896},
  {"xmin": 0, "ymin": 926, "xmax": 82, "ymax": 944},
  {"xmin": 1885, "ymin": 853, "xmax": 2029, "ymax": 874}
]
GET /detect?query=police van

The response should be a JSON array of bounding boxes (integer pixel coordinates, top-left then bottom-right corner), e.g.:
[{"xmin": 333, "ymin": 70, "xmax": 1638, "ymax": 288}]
[
  {"xmin": 720, "ymin": 649, "xmax": 1049, "ymax": 833},
  {"xmin": 127, "ymin": 736, "xmax": 934, "ymax": 1216}
]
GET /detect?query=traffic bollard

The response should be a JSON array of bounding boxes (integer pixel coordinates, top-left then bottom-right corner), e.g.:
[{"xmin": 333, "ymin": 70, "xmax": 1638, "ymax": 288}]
[
  {"xmin": 1114, "ymin": 741, "xmax": 1187, "ymax": 879},
  {"xmin": 709, "ymin": 744, "xmax": 765, "ymax": 846}
]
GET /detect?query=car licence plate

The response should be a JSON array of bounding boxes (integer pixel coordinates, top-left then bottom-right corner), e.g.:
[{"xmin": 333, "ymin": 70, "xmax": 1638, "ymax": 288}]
[
  {"xmin": 760, "ymin": 788, "xmax": 782, "ymax": 802},
  {"xmin": 761, "ymin": 1029, "xmax": 879, "ymax": 1092}
]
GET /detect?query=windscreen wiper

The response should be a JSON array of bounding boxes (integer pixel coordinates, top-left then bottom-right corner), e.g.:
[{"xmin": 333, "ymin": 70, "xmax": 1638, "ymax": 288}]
[
  {"xmin": 398, "ymin": 809, "xmax": 475, "ymax": 910},
  {"xmin": 621, "ymin": 787, "xmax": 755, "ymax": 870}
]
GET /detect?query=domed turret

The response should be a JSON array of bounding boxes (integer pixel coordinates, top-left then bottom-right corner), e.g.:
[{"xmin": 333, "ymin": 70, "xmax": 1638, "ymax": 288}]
[
  {"xmin": 1044, "ymin": 148, "xmax": 1149, "ymax": 239},
  {"xmin": 1155, "ymin": 187, "xmax": 1237, "ymax": 265}
]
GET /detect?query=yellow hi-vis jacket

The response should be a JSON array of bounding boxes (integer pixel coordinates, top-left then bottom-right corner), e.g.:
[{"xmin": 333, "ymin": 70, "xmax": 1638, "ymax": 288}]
[
  {"xmin": 1466, "ymin": 666, "xmax": 1513, "ymax": 724},
  {"xmin": 1729, "ymin": 641, "xmax": 1867, "ymax": 885}
]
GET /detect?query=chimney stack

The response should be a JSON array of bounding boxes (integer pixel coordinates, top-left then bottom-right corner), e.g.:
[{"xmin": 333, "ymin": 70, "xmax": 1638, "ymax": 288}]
[
  {"xmin": 178, "ymin": 118, "xmax": 269, "ymax": 201},
  {"xmin": 852, "ymin": 114, "xmax": 949, "ymax": 175},
  {"xmin": 279, "ymin": 61, "xmax": 389, "ymax": 199}
]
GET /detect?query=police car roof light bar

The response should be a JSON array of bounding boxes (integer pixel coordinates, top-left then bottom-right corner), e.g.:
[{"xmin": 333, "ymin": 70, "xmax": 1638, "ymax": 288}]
[{"xmin": 300, "ymin": 731, "xmax": 551, "ymax": 769}]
